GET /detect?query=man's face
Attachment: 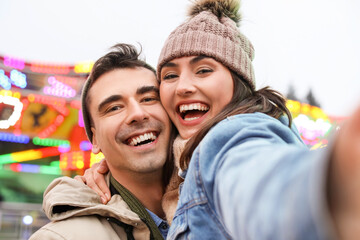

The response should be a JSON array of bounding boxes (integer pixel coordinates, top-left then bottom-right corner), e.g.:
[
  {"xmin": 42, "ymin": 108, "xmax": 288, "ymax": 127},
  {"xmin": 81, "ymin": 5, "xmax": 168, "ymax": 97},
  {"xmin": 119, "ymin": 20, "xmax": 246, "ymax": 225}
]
[{"xmin": 88, "ymin": 67, "xmax": 171, "ymax": 175}]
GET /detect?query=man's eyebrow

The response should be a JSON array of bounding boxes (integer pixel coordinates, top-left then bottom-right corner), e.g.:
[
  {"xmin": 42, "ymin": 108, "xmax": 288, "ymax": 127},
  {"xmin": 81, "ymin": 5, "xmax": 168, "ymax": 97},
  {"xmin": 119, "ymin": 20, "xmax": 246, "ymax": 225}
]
[
  {"xmin": 98, "ymin": 95, "xmax": 122, "ymax": 112},
  {"xmin": 136, "ymin": 85, "xmax": 159, "ymax": 95}
]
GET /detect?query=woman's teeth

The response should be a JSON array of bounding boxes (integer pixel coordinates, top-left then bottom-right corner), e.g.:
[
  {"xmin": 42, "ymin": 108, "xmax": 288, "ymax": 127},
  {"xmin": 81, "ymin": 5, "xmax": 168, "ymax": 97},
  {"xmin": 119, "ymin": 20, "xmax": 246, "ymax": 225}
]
[
  {"xmin": 179, "ymin": 103, "xmax": 209, "ymax": 121},
  {"xmin": 179, "ymin": 103, "xmax": 209, "ymax": 113},
  {"xmin": 184, "ymin": 116, "xmax": 200, "ymax": 121}
]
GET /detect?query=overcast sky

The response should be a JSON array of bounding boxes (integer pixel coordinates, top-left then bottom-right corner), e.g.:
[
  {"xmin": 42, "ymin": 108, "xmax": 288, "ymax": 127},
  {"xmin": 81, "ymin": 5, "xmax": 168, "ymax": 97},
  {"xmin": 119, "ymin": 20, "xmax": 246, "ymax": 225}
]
[{"xmin": 1, "ymin": 0, "xmax": 359, "ymax": 117}]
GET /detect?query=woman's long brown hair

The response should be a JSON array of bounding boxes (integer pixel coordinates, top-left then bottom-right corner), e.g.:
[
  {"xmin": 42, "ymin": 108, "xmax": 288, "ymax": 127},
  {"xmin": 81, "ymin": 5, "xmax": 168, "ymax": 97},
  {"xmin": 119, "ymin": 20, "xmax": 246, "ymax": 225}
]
[{"xmin": 179, "ymin": 71, "xmax": 292, "ymax": 170}]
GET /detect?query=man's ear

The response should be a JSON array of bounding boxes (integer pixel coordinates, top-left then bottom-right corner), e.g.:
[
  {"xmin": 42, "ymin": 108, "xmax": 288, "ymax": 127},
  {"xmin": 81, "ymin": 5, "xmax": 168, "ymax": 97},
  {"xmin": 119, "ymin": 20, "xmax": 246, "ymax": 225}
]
[{"xmin": 91, "ymin": 127, "xmax": 101, "ymax": 154}]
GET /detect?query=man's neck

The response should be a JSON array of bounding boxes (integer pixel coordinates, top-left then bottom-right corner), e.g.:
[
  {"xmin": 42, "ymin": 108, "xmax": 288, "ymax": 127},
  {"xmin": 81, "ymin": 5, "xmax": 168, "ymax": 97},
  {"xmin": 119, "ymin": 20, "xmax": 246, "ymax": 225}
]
[{"xmin": 110, "ymin": 168, "xmax": 165, "ymax": 218}]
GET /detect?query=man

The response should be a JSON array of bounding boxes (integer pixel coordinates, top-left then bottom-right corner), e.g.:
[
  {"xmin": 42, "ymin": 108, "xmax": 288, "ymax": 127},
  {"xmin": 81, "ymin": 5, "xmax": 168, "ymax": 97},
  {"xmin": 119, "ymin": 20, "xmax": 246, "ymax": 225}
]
[{"xmin": 30, "ymin": 43, "xmax": 174, "ymax": 240}]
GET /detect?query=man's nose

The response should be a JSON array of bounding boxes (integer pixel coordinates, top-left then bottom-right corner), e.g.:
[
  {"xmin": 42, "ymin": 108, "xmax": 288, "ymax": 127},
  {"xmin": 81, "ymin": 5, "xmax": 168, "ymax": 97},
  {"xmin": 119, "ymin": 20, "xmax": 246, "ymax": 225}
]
[
  {"xmin": 125, "ymin": 100, "xmax": 150, "ymax": 125},
  {"xmin": 175, "ymin": 72, "xmax": 196, "ymax": 96}
]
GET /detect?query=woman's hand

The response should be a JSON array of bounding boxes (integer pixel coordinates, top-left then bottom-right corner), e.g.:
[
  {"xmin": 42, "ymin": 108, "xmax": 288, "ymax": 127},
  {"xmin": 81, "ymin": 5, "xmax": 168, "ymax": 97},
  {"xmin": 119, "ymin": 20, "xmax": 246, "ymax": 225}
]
[
  {"xmin": 74, "ymin": 159, "xmax": 111, "ymax": 204},
  {"xmin": 328, "ymin": 106, "xmax": 360, "ymax": 239}
]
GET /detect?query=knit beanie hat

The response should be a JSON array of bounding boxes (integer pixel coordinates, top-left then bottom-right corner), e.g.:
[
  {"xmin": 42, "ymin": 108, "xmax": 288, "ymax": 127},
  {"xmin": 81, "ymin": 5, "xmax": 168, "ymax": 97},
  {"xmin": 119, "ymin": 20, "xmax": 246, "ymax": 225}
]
[
  {"xmin": 157, "ymin": 0, "xmax": 255, "ymax": 90},
  {"xmin": 81, "ymin": 77, "xmax": 94, "ymax": 143}
]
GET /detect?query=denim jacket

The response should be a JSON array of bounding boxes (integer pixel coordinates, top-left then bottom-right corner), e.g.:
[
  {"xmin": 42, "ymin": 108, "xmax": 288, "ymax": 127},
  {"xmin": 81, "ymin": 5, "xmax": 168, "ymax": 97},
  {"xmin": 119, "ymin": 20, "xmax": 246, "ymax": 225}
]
[{"xmin": 167, "ymin": 113, "xmax": 336, "ymax": 240}]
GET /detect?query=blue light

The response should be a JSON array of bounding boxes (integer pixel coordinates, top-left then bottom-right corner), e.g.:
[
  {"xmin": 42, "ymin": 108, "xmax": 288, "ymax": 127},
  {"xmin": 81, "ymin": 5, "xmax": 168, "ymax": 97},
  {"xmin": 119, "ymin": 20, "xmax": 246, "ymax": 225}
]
[
  {"xmin": 58, "ymin": 144, "xmax": 71, "ymax": 153},
  {"xmin": 0, "ymin": 133, "xmax": 30, "ymax": 144},
  {"xmin": 0, "ymin": 69, "xmax": 11, "ymax": 90},
  {"xmin": 10, "ymin": 70, "xmax": 27, "ymax": 88},
  {"xmin": 80, "ymin": 140, "xmax": 92, "ymax": 151},
  {"xmin": 20, "ymin": 164, "xmax": 40, "ymax": 173}
]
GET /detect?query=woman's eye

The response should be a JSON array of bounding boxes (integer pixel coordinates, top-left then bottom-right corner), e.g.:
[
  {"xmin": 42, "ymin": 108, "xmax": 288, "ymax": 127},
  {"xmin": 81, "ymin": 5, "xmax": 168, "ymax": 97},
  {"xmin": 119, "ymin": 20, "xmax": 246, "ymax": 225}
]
[
  {"xmin": 197, "ymin": 68, "xmax": 213, "ymax": 74},
  {"xmin": 162, "ymin": 73, "xmax": 178, "ymax": 81}
]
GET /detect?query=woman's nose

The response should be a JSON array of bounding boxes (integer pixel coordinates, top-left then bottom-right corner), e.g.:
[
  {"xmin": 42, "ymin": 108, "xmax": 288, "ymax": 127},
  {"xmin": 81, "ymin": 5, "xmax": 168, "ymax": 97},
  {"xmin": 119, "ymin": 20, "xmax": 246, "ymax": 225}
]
[{"xmin": 175, "ymin": 73, "xmax": 196, "ymax": 96}]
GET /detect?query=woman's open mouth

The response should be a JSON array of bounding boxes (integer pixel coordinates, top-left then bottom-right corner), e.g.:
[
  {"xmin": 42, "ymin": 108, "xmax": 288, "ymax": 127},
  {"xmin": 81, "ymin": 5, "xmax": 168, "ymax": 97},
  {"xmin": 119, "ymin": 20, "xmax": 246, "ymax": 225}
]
[{"xmin": 178, "ymin": 103, "xmax": 209, "ymax": 121}]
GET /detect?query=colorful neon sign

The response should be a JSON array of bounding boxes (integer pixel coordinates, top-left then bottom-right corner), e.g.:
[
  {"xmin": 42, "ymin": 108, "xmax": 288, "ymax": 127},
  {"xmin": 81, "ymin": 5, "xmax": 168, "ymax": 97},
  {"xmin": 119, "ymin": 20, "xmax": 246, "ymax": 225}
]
[
  {"xmin": 43, "ymin": 76, "xmax": 76, "ymax": 98},
  {"xmin": 8, "ymin": 162, "xmax": 61, "ymax": 175},
  {"xmin": 0, "ymin": 69, "xmax": 11, "ymax": 90},
  {"xmin": 32, "ymin": 137, "xmax": 70, "ymax": 147},
  {"xmin": 0, "ymin": 90, "xmax": 21, "ymax": 99},
  {"xmin": 0, "ymin": 95, "xmax": 23, "ymax": 129},
  {"xmin": 0, "ymin": 69, "xmax": 27, "ymax": 89},
  {"xmin": 3, "ymin": 56, "xmax": 25, "ymax": 70},
  {"xmin": 60, "ymin": 151, "xmax": 87, "ymax": 170},
  {"xmin": 27, "ymin": 94, "xmax": 69, "ymax": 116},
  {"xmin": 10, "ymin": 69, "xmax": 27, "ymax": 88},
  {"xmin": 30, "ymin": 63, "xmax": 70, "ymax": 74},
  {"xmin": 0, "ymin": 132, "xmax": 29, "ymax": 144},
  {"xmin": 0, "ymin": 147, "xmax": 61, "ymax": 165}
]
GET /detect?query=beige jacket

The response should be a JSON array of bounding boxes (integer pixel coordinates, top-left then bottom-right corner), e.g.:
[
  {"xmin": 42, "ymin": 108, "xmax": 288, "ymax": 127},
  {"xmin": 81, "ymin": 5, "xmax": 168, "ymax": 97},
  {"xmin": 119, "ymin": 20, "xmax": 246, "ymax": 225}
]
[{"xmin": 30, "ymin": 176, "xmax": 150, "ymax": 240}]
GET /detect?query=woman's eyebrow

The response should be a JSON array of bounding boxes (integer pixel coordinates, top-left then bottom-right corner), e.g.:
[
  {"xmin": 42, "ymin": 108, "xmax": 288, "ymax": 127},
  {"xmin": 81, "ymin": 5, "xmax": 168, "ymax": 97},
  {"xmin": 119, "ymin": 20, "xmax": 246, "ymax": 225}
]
[
  {"xmin": 162, "ymin": 61, "xmax": 177, "ymax": 68},
  {"xmin": 162, "ymin": 55, "xmax": 209, "ymax": 68},
  {"xmin": 189, "ymin": 55, "xmax": 208, "ymax": 65}
]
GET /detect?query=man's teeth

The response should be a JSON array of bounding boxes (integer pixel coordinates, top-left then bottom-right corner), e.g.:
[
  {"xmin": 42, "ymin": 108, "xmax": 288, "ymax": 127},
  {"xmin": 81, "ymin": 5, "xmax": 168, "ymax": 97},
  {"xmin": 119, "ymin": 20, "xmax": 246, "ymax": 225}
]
[
  {"xmin": 179, "ymin": 103, "xmax": 209, "ymax": 113},
  {"xmin": 129, "ymin": 132, "xmax": 157, "ymax": 146}
]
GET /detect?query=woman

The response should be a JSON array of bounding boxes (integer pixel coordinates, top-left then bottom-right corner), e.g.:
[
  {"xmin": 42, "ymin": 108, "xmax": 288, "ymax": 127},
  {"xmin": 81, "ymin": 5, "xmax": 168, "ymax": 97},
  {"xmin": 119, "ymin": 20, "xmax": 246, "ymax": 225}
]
[{"xmin": 80, "ymin": 0, "xmax": 360, "ymax": 239}]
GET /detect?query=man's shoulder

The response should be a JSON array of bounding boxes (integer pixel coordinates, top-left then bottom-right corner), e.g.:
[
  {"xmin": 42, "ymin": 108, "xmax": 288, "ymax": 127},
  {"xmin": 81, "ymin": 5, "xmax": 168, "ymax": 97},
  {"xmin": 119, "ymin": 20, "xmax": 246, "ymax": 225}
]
[
  {"xmin": 43, "ymin": 176, "xmax": 101, "ymax": 220},
  {"xmin": 30, "ymin": 215, "xmax": 120, "ymax": 240}
]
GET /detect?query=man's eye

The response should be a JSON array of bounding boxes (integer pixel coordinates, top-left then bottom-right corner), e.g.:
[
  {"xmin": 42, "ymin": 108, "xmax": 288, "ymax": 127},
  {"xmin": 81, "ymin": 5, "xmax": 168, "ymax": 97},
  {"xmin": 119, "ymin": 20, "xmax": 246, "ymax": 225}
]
[
  {"xmin": 106, "ymin": 106, "xmax": 122, "ymax": 112},
  {"xmin": 162, "ymin": 73, "xmax": 178, "ymax": 81},
  {"xmin": 142, "ymin": 97, "xmax": 159, "ymax": 103}
]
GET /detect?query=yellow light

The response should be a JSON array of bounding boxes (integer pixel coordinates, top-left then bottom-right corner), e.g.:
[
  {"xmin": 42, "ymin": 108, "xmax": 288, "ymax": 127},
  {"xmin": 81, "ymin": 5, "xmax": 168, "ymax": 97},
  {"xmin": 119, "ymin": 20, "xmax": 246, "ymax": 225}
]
[
  {"xmin": 301, "ymin": 104, "xmax": 311, "ymax": 114},
  {"xmin": 28, "ymin": 94, "xmax": 35, "ymax": 102},
  {"xmin": 11, "ymin": 150, "xmax": 42, "ymax": 162},
  {"xmin": 90, "ymin": 152, "xmax": 104, "ymax": 167},
  {"xmin": 13, "ymin": 91, "xmax": 21, "ymax": 99},
  {"xmin": 72, "ymin": 152, "xmax": 85, "ymax": 169},
  {"xmin": 310, "ymin": 106, "xmax": 328, "ymax": 120},
  {"xmin": 0, "ymin": 90, "xmax": 21, "ymax": 99},
  {"xmin": 60, "ymin": 153, "xmax": 68, "ymax": 170},
  {"xmin": 74, "ymin": 62, "xmax": 94, "ymax": 73},
  {"xmin": 0, "ymin": 90, "xmax": 12, "ymax": 97},
  {"xmin": 59, "ymin": 159, "xmax": 68, "ymax": 170},
  {"xmin": 286, "ymin": 100, "xmax": 301, "ymax": 114},
  {"xmin": 76, "ymin": 160, "xmax": 84, "ymax": 169}
]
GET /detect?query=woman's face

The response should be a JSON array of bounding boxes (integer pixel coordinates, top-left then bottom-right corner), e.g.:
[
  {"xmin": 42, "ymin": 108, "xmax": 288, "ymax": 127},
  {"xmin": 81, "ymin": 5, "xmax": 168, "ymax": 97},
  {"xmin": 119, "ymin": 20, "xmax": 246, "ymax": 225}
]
[{"xmin": 159, "ymin": 56, "xmax": 234, "ymax": 139}]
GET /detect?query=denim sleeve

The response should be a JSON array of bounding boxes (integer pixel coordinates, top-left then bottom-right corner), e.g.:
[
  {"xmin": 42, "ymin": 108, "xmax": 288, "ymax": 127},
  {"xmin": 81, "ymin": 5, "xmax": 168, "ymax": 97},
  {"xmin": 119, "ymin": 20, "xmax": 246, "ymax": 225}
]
[{"xmin": 213, "ymin": 142, "xmax": 337, "ymax": 240}]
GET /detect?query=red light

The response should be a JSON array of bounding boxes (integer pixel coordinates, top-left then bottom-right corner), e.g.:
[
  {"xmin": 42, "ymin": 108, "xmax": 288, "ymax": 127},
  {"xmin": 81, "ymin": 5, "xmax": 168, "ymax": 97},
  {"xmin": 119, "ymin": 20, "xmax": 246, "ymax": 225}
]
[
  {"xmin": 30, "ymin": 63, "xmax": 70, "ymax": 74},
  {"xmin": 10, "ymin": 163, "xmax": 21, "ymax": 172}
]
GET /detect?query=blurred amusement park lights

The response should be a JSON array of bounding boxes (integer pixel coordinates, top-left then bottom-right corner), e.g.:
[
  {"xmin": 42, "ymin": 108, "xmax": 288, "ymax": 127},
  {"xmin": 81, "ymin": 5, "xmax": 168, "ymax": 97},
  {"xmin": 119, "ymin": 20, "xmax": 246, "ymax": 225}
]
[
  {"xmin": 0, "ymin": 95, "xmax": 23, "ymax": 129},
  {"xmin": 0, "ymin": 52, "xmax": 345, "ymax": 176},
  {"xmin": 286, "ymin": 100, "xmax": 339, "ymax": 148},
  {"xmin": 4, "ymin": 55, "xmax": 25, "ymax": 70},
  {"xmin": 43, "ymin": 76, "xmax": 76, "ymax": 98},
  {"xmin": 22, "ymin": 215, "xmax": 33, "ymax": 225}
]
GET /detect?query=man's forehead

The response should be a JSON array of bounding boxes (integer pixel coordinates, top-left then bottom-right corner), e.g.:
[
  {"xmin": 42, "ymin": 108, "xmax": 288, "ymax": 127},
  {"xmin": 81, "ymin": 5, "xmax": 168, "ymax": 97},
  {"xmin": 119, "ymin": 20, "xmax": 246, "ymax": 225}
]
[{"xmin": 89, "ymin": 68, "xmax": 158, "ymax": 103}]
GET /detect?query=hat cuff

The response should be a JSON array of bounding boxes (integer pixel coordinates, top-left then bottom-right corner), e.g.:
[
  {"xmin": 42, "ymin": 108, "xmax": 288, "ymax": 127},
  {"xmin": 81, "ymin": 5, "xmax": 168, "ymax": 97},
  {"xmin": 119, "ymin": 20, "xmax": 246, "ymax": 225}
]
[{"xmin": 157, "ymin": 30, "xmax": 255, "ymax": 90}]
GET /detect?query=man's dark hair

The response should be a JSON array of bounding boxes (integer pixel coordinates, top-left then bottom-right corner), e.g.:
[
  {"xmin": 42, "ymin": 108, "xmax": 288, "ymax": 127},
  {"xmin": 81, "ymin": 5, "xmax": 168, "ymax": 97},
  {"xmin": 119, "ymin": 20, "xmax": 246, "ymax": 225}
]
[{"xmin": 88, "ymin": 43, "xmax": 155, "ymax": 85}]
